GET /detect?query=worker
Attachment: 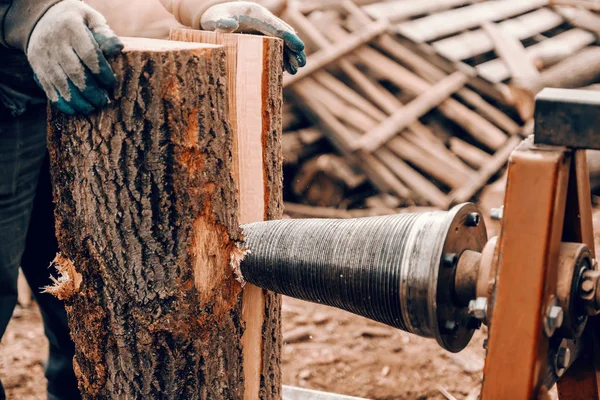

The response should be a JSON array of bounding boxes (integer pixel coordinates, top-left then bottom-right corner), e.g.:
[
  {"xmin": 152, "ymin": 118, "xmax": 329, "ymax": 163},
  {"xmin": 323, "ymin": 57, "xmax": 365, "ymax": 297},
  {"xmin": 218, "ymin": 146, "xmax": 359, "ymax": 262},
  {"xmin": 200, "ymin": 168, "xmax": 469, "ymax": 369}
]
[{"xmin": 0, "ymin": 1, "xmax": 305, "ymax": 399}]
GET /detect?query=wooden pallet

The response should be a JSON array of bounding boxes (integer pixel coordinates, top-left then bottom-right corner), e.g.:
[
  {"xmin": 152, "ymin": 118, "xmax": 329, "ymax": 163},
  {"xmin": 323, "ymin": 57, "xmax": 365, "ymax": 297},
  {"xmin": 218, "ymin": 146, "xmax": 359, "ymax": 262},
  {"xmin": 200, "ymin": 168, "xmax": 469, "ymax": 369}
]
[
  {"xmin": 281, "ymin": 2, "xmax": 523, "ymax": 209},
  {"xmin": 362, "ymin": 0, "xmax": 600, "ymax": 118}
]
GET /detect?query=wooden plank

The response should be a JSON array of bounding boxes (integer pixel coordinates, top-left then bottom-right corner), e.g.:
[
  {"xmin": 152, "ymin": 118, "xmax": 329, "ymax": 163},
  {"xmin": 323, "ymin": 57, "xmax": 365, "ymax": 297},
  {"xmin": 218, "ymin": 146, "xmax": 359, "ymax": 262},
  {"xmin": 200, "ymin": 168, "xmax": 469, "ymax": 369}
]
[
  {"xmin": 395, "ymin": 0, "xmax": 548, "ymax": 43},
  {"xmin": 481, "ymin": 139, "xmax": 570, "ymax": 398},
  {"xmin": 362, "ymin": 0, "xmax": 482, "ymax": 24},
  {"xmin": 556, "ymin": 6, "xmax": 600, "ymax": 36},
  {"xmin": 449, "ymin": 137, "xmax": 493, "ymax": 169},
  {"xmin": 353, "ymin": 71, "xmax": 468, "ymax": 152},
  {"xmin": 433, "ymin": 8, "xmax": 563, "ymax": 61},
  {"xmin": 482, "ymin": 21, "xmax": 541, "ymax": 85},
  {"xmin": 481, "ymin": 21, "xmax": 540, "ymax": 120},
  {"xmin": 476, "ymin": 29, "xmax": 596, "ymax": 83},
  {"xmin": 537, "ymin": 46, "xmax": 600, "ymax": 91},
  {"xmin": 170, "ymin": 29, "xmax": 284, "ymax": 399},
  {"xmin": 283, "ymin": 19, "xmax": 388, "ymax": 87}
]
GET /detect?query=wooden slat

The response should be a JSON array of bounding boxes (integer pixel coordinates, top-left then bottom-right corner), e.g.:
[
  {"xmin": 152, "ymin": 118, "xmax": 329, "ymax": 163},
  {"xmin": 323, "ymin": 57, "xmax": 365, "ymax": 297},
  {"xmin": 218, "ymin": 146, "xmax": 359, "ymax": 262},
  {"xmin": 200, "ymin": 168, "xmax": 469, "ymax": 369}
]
[
  {"xmin": 477, "ymin": 29, "xmax": 596, "ymax": 83},
  {"xmin": 433, "ymin": 8, "xmax": 563, "ymax": 61},
  {"xmin": 352, "ymin": 71, "xmax": 469, "ymax": 151},
  {"xmin": 283, "ymin": 19, "xmax": 388, "ymax": 87},
  {"xmin": 449, "ymin": 137, "xmax": 493, "ymax": 169},
  {"xmin": 395, "ymin": 0, "xmax": 548, "ymax": 43},
  {"xmin": 362, "ymin": 0, "xmax": 482, "ymax": 23},
  {"xmin": 556, "ymin": 6, "xmax": 600, "ymax": 36}
]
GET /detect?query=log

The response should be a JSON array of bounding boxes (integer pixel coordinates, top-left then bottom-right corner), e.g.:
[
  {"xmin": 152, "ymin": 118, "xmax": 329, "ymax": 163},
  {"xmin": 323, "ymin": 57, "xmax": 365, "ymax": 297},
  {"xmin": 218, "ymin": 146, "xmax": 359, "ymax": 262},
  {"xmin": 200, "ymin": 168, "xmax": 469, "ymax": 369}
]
[
  {"xmin": 47, "ymin": 36, "xmax": 283, "ymax": 399},
  {"xmin": 169, "ymin": 29, "xmax": 284, "ymax": 399}
]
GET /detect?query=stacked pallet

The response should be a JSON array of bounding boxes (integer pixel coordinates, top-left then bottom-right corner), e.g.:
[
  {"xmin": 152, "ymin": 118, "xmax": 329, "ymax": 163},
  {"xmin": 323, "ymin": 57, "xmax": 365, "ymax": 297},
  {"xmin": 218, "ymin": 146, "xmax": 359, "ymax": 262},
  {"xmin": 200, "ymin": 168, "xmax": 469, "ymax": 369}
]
[{"xmin": 281, "ymin": 0, "xmax": 600, "ymax": 218}]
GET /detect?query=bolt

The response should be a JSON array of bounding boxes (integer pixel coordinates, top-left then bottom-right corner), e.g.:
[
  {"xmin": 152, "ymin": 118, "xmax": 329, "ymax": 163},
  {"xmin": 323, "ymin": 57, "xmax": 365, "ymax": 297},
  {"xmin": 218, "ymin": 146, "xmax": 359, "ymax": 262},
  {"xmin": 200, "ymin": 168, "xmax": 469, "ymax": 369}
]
[
  {"xmin": 557, "ymin": 347, "xmax": 571, "ymax": 370},
  {"xmin": 443, "ymin": 320, "xmax": 457, "ymax": 333},
  {"xmin": 442, "ymin": 253, "xmax": 458, "ymax": 268},
  {"xmin": 544, "ymin": 304, "xmax": 564, "ymax": 337},
  {"xmin": 465, "ymin": 212, "xmax": 480, "ymax": 227},
  {"xmin": 490, "ymin": 207, "xmax": 503, "ymax": 221},
  {"xmin": 468, "ymin": 297, "xmax": 488, "ymax": 320},
  {"xmin": 581, "ymin": 278, "xmax": 595, "ymax": 296},
  {"xmin": 555, "ymin": 342, "xmax": 571, "ymax": 377}
]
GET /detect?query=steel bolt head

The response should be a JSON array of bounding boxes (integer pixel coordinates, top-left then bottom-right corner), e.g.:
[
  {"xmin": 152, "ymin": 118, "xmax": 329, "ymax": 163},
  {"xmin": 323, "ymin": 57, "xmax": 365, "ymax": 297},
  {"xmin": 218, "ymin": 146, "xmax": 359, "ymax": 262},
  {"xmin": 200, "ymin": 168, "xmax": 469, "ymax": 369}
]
[
  {"xmin": 581, "ymin": 278, "xmax": 595, "ymax": 296},
  {"xmin": 490, "ymin": 207, "xmax": 503, "ymax": 221},
  {"xmin": 545, "ymin": 305, "xmax": 564, "ymax": 337},
  {"xmin": 468, "ymin": 297, "xmax": 488, "ymax": 320},
  {"xmin": 465, "ymin": 212, "xmax": 480, "ymax": 227},
  {"xmin": 557, "ymin": 346, "xmax": 571, "ymax": 370}
]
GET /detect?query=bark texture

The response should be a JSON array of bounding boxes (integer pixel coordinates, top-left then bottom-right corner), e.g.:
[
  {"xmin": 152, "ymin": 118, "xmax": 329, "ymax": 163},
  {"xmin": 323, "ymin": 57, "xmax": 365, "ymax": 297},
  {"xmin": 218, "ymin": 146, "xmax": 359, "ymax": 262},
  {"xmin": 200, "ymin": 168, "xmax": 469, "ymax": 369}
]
[{"xmin": 47, "ymin": 40, "xmax": 264, "ymax": 399}]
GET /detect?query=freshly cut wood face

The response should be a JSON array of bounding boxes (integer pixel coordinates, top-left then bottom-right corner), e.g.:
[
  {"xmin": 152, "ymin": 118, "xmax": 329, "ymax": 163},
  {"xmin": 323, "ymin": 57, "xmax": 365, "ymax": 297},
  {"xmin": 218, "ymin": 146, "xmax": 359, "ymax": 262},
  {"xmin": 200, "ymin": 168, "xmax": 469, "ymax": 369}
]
[
  {"xmin": 170, "ymin": 29, "xmax": 284, "ymax": 400},
  {"xmin": 120, "ymin": 36, "xmax": 221, "ymax": 52}
]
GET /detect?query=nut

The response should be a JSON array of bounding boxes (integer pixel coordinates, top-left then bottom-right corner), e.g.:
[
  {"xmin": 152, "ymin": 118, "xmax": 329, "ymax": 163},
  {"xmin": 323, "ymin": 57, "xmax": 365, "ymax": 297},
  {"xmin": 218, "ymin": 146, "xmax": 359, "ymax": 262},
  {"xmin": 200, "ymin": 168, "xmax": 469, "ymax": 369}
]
[
  {"xmin": 490, "ymin": 207, "xmax": 503, "ymax": 221},
  {"xmin": 544, "ymin": 297, "xmax": 564, "ymax": 337},
  {"xmin": 465, "ymin": 213, "xmax": 480, "ymax": 227},
  {"xmin": 468, "ymin": 297, "xmax": 488, "ymax": 321}
]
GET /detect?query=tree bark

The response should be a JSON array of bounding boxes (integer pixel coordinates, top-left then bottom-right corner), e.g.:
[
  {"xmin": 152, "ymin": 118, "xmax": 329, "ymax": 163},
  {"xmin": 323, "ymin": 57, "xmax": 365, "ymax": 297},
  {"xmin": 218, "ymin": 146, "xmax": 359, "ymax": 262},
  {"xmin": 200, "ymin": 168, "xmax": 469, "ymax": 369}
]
[{"xmin": 47, "ymin": 36, "xmax": 283, "ymax": 399}]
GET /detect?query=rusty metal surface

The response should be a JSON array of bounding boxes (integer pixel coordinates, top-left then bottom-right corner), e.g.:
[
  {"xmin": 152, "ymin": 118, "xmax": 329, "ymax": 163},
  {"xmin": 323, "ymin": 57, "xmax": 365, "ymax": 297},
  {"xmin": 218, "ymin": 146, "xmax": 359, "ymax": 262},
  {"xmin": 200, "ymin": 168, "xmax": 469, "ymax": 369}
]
[
  {"xmin": 481, "ymin": 137, "xmax": 572, "ymax": 399},
  {"xmin": 534, "ymin": 88, "xmax": 600, "ymax": 150}
]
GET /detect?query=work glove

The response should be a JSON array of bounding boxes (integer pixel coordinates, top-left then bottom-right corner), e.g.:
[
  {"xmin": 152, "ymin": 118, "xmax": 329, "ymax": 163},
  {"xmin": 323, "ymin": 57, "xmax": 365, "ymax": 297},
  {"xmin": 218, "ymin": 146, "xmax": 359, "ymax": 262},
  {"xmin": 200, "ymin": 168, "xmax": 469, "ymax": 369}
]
[
  {"xmin": 202, "ymin": 1, "xmax": 306, "ymax": 74},
  {"xmin": 27, "ymin": 0, "xmax": 124, "ymax": 115}
]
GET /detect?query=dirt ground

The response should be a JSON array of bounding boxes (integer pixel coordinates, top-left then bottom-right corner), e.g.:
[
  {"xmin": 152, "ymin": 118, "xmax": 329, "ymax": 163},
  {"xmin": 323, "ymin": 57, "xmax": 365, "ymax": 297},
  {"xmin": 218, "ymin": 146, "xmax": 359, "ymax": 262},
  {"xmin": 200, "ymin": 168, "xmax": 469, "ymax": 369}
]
[{"xmin": 1, "ymin": 179, "xmax": 599, "ymax": 399}]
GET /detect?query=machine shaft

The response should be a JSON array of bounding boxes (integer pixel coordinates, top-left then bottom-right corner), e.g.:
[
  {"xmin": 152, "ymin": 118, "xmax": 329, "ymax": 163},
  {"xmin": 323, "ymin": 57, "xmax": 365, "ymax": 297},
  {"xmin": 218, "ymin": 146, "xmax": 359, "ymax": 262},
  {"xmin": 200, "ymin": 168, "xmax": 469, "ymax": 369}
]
[{"xmin": 240, "ymin": 203, "xmax": 487, "ymax": 352}]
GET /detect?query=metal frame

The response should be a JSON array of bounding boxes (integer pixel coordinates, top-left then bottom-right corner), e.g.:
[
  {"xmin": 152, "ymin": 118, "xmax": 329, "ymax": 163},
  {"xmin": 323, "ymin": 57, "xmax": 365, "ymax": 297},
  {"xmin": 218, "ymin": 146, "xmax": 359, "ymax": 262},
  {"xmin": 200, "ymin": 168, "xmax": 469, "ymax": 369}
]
[{"xmin": 481, "ymin": 139, "xmax": 599, "ymax": 399}]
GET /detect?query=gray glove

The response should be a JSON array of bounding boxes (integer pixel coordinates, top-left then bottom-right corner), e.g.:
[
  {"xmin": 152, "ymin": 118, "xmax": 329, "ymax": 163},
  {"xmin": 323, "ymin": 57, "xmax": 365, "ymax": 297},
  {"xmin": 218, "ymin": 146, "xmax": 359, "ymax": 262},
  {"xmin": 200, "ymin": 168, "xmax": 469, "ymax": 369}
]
[
  {"xmin": 27, "ymin": 0, "xmax": 123, "ymax": 115},
  {"xmin": 201, "ymin": 2, "xmax": 306, "ymax": 74}
]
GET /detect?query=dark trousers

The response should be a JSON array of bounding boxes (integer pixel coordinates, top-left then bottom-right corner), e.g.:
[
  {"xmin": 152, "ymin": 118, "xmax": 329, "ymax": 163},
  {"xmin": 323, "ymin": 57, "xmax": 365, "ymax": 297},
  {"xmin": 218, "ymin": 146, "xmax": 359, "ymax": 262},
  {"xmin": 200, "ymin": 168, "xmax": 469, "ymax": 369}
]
[{"xmin": 0, "ymin": 105, "xmax": 80, "ymax": 400}]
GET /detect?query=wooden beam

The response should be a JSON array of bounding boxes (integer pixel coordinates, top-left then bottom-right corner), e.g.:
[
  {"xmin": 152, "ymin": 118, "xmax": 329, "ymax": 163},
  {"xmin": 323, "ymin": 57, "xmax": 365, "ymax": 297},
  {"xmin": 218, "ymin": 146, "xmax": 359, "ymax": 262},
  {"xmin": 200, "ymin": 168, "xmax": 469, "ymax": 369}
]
[
  {"xmin": 282, "ymin": 19, "xmax": 388, "ymax": 88},
  {"xmin": 395, "ymin": 0, "xmax": 547, "ymax": 43},
  {"xmin": 47, "ymin": 36, "xmax": 283, "ymax": 398},
  {"xmin": 170, "ymin": 29, "xmax": 284, "ymax": 400},
  {"xmin": 433, "ymin": 8, "xmax": 563, "ymax": 62}
]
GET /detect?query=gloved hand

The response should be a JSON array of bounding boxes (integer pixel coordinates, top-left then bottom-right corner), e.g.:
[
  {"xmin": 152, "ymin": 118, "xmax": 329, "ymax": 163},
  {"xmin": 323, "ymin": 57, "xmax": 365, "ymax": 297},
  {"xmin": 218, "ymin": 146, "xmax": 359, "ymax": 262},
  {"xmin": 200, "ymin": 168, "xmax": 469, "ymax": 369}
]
[
  {"xmin": 201, "ymin": 2, "xmax": 306, "ymax": 74},
  {"xmin": 27, "ymin": 0, "xmax": 124, "ymax": 115}
]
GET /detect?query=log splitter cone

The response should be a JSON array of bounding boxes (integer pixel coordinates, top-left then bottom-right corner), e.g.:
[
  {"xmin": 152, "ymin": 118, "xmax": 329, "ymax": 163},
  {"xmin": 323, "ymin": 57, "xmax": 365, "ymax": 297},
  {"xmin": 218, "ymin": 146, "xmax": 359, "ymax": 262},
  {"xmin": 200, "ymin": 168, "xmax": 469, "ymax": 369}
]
[{"xmin": 240, "ymin": 203, "xmax": 488, "ymax": 352}]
